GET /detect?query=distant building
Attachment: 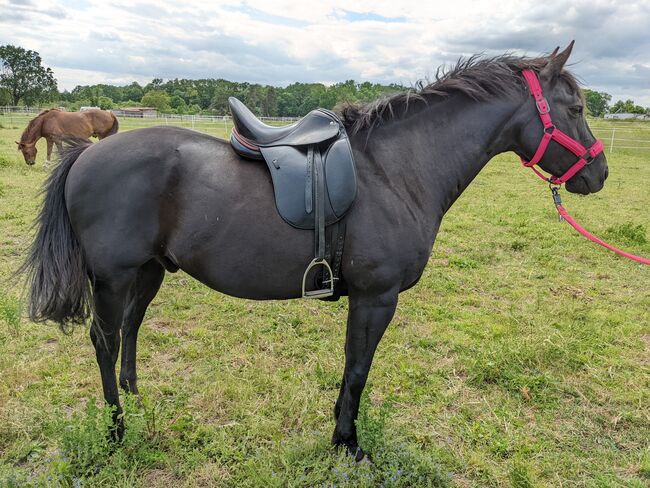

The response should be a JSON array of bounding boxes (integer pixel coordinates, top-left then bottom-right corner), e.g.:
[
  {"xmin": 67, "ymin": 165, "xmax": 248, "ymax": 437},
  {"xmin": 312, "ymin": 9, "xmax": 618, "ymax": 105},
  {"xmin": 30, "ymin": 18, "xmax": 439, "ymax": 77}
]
[
  {"xmin": 604, "ymin": 113, "xmax": 649, "ymax": 120},
  {"xmin": 112, "ymin": 107, "xmax": 158, "ymax": 118},
  {"xmin": 79, "ymin": 106, "xmax": 100, "ymax": 111}
]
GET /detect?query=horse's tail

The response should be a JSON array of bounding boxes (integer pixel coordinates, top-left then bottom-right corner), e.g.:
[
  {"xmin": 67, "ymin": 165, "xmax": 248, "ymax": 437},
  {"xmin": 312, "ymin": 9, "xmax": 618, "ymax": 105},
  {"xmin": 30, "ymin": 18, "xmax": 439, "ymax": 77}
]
[
  {"xmin": 18, "ymin": 139, "xmax": 94, "ymax": 330},
  {"xmin": 106, "ymin": 112, "xmax": 119, "ymax": 136}
]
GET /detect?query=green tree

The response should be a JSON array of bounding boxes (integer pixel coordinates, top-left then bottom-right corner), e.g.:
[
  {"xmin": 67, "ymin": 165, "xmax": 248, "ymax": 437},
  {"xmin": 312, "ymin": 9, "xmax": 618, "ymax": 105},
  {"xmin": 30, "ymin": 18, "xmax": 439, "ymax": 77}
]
[
  {"xmin": 0, "ymin": 87, "xmax": 10, "ymax": 105},
  {"xmin": 141, "ymin": 90, "xmax": 171, "ymax": 112},
  {"xmin": 144, "ymin": 77, "xmax": 163, "ymax": 92},
  {"xmin": 610, "ymin": 99, "xmax": 646, "ymax": 115},
  {"xmin": 582, "ymin": 89, "xmax": 611, "ymax": 117},
  {"xmin": 261, "ymin": 86, "xmax": 278, "ymax": 116},
  {"xmin": 0, "ymin": 44, "xmax": 57, "ymax": 105},
  {"xmin": 123, "ymin": 82, "xmax": 144, "ymax": 102},
  {"xmin": 170, "ymin": 95, "xmax": 187, "ymax": 114},
  {"xmin": 97, "ymin": 96, "xmax": 114, "ymax": 110},
  {"xmin": 210, "ymin": 81, "xmax": 236, "ymax": 114}
]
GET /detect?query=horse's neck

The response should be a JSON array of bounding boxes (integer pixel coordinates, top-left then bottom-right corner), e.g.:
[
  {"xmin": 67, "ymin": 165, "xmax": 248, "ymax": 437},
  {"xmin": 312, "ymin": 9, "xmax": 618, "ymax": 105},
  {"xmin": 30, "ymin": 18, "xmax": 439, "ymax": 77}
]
[
  {"xmin": 21, "ymin": 114, "xmax": 46, "ymax": 143},
  {"xmin": 363, "ymin": 93, "xmax": 522, "ymax": 220}
]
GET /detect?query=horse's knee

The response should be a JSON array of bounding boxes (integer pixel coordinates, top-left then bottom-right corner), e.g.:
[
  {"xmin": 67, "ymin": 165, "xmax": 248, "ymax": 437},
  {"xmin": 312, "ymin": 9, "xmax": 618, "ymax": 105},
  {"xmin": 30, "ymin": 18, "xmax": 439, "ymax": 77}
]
[{"xmin": 344, "ymin": 368, "xmax": 368, "ymax": 396}]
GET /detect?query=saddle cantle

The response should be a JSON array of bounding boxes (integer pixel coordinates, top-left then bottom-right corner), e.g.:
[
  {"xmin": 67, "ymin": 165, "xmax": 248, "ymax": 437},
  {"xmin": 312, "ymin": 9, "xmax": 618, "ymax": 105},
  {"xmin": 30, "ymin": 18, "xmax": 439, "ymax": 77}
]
[{"xmin": 228, "ymin": 97, "xmax": 357, "ymax": 298}]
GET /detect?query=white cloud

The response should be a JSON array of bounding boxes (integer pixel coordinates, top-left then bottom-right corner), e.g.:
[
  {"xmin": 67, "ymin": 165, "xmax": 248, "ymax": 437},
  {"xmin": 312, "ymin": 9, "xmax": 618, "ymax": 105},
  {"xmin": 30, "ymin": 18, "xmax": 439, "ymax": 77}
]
[{"xmin": 0, "ymin": 0, "xmax": 649, "ymax": 104}]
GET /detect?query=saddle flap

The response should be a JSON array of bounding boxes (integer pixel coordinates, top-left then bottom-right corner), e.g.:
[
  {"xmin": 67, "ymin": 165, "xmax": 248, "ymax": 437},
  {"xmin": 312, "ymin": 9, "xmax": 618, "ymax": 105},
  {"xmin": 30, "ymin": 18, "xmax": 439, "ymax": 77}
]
[
  {"xmin": 259, "ymin": 142, "xmax": 356, "ymax": 230},
  {"xmin": 260, "ymin": 145, "xmax": 321, "ymax": 229}
]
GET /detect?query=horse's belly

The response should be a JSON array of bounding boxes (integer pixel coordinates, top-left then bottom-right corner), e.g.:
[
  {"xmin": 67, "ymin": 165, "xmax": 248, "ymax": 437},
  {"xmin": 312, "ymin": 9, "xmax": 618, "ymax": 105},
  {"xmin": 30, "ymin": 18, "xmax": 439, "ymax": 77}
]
[{"xmin": 171, "ymin": 217, "xmax": 316, "ymax": 300}]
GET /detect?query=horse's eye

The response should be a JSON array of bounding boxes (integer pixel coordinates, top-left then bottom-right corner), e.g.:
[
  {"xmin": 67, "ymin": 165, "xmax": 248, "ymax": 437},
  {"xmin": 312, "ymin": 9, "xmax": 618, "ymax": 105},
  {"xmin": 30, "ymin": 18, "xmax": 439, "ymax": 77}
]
[{"xmin": 569, "ymin": 105, "xmax": 583, "ymax": 117}]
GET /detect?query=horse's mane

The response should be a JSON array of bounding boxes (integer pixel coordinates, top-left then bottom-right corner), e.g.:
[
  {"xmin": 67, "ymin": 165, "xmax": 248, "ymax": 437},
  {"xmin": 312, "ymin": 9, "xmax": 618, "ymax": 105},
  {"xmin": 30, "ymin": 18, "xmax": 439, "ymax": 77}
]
[
  {"xmin": 20, "ymin": 108, "xmax": 61, "ymax": 143},
  {"xmin": 340, "ymin": 54, "xmax": 580, "ymax": 135}
]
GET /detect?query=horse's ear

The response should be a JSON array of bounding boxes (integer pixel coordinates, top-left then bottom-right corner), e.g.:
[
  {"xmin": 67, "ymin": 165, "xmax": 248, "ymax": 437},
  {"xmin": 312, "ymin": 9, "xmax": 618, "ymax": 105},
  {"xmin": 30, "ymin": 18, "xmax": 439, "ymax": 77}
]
[
  {"xmin": 549, "ymin": 46, "xmax": 560, "ymax": 58},
  {"xmin": 15, "ymin": 141, "xmax": 23, "ymax": 149},
  {"xmin": 541, "ymin": 40, "xmax": 574, "ymax": 82}
]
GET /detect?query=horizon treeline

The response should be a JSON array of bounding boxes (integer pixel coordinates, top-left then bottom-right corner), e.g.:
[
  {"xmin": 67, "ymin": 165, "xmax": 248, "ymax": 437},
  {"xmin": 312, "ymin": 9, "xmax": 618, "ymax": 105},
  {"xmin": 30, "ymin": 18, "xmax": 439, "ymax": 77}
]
[{"xmin": 53, "ymin": 78, "xmax": 408, "ymax": 116}]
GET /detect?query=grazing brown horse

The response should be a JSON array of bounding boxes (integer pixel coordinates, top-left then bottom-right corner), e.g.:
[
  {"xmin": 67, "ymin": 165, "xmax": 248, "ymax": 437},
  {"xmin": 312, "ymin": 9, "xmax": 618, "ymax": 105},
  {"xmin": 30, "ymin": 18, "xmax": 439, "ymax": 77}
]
[{"xmin": 16, "ymin": 108, "xmax": 119, "ymax": 165}]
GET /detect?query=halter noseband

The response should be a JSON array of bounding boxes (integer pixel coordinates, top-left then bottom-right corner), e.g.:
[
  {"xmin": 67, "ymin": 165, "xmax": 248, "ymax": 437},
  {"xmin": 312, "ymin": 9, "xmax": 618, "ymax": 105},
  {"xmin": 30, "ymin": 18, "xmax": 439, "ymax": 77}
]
[{"xmin": 520, "ymin": 69, "xmax": 604, "ymax": 185}]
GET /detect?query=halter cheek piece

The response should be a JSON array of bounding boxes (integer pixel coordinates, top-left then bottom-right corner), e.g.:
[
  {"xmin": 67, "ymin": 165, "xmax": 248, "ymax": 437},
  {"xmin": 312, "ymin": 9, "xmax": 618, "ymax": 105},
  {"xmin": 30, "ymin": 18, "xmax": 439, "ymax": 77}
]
[{"xmin": 520, "ymin": 69, "xmax": 604, "ymax": 185}]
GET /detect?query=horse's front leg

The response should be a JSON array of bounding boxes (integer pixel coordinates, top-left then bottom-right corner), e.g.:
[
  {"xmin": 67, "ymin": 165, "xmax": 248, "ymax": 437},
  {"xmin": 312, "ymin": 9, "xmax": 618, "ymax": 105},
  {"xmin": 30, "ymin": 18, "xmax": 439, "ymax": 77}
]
[{"xmin": 332, "ymin": 288, "xmax": 398, "ymax": 460}]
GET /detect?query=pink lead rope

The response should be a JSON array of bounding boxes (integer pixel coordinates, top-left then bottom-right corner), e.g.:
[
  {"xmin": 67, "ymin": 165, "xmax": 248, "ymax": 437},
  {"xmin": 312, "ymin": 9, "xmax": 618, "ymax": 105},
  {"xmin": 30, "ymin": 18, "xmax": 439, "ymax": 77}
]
[
  {"xmin": 550, "ymin": 188, "xmax": 650, "ymax": 265},
  {"xmin": 520, "ymin": 69, "xmax": 649, "ymax": 266}
]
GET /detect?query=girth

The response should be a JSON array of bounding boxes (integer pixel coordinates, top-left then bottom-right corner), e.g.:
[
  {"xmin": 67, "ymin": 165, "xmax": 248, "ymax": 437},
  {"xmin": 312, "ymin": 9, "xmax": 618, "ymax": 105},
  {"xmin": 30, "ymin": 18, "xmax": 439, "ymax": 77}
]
[{"xmin": 229, "ymin": 98, "xmax": 357, "ymax": 298}]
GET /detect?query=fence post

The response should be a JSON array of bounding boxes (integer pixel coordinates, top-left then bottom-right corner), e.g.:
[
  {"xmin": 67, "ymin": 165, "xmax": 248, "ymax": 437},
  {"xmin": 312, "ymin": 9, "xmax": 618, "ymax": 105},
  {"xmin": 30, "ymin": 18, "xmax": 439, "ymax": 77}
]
[{"xmin": 609, "ymin": 128, "xmax": 615, "ymax": 154}]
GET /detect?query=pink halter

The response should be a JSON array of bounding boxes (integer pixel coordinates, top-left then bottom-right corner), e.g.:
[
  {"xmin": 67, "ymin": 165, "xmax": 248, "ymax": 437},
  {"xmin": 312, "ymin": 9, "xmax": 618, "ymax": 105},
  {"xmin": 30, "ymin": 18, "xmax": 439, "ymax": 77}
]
[{"xmin": 520, "ymin": 69, "xmax": 604, "ymax": 185}]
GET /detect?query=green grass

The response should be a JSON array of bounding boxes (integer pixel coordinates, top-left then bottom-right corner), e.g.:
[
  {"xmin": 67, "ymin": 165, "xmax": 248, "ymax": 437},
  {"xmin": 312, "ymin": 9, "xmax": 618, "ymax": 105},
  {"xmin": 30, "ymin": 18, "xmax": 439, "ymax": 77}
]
[{"xmin": 0, "ymin": 114, "xmax": 649, "ymax": 486}]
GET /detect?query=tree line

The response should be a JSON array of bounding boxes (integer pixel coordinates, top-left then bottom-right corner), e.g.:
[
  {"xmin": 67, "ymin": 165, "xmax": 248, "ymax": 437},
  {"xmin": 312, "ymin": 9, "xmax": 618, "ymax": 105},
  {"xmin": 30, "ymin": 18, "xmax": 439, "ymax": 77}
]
[
  {"xmin": 2, "ymin": 44, "xmax": 648, "ymax": 118},
  {"xmin": 55, "ymin": 78, "xmax": 405, "ymax": 116}
]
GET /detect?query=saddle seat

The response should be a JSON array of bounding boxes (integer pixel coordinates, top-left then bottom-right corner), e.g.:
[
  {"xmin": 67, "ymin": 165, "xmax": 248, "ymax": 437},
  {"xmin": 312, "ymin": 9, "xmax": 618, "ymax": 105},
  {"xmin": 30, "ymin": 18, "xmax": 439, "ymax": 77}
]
[
  {"xmin": 228, "ymin": 97, "xmax": 357, "ymax": 299},
  {"xmin": 229, "ymin": 97, "xmax": 340, "ymax": 147}
]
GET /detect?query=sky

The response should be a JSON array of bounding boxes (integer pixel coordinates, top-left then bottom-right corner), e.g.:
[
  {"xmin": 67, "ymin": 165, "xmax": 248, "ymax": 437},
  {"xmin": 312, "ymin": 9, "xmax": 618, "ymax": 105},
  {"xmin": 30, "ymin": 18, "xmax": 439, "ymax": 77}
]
[{"xmin": 1, "ymin": 0, "xmax": 650, "ymax": 105}]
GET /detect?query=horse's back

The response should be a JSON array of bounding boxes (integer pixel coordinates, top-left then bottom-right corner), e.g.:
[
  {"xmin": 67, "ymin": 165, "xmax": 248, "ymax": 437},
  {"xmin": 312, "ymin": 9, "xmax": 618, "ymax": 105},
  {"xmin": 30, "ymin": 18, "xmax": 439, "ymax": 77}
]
[
  {"xmin": 81, "ymin": 109, "xmax": 117, "ymax": 136},
  {"xmin": 40, "ymin": 109, "xmax": 116, "ymax": 139},
  {"xmin": 66, "ymin": 126, "xmax": 231, "ymax": 217},
  {"xmin": 40, "ymin": 110, "xmax": 92, "ymax": 139}
]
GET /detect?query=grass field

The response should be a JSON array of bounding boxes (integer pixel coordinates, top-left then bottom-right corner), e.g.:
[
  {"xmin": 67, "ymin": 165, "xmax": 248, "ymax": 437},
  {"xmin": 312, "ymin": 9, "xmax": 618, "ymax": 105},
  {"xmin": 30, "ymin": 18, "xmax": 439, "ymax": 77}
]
[{"xmin": 0, "ymin": 113, "xmax": 649, "ymax": 487}]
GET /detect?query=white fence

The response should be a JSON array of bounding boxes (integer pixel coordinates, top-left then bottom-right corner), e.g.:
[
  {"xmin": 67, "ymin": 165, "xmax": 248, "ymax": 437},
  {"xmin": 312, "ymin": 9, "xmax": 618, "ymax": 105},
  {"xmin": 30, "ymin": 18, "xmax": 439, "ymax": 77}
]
[
  {"xmin": 589, "ymin": 124, "xmax": 650, "ymax": 153},
  {"xmin": 0, "ymin": 105, "xmax": 299, "ymax": 125},
  {"xmin": 2, "ymin": 106, "xmax": 650, "ymax": 153}
]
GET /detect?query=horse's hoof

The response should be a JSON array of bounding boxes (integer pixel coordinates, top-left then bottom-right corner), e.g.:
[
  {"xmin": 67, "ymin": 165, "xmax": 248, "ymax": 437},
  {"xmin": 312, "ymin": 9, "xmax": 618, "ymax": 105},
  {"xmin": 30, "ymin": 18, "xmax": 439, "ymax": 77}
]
[
  {"xmin": 352, "ymin": 446, "xmax": 367, "ymax": 462},
  {"xmin": 109, "ymin": 417, "xmax": 125, "ymax": 443},
  {"xmin": 332, "ymin": 436, "xmax": 368, "ymax": 462}
]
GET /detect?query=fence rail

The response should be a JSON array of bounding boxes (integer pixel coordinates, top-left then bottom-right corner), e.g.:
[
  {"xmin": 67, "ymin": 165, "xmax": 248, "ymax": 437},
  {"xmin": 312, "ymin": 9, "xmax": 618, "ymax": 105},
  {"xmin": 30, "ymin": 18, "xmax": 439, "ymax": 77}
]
[
  {"xmin": 3, "ymin": 106, "xmax": 650, "ymax": 152},
  {"xmin": 0, "ymin": 105, "xmax": 300, "ymax": 124}
]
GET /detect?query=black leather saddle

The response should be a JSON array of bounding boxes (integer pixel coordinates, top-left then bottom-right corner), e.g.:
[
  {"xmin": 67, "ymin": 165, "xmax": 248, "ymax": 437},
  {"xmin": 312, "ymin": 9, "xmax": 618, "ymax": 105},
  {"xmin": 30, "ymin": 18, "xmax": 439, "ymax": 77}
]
[{"xmin": 229, "ymin": 97, "xmax": 357, "ymax": 298}]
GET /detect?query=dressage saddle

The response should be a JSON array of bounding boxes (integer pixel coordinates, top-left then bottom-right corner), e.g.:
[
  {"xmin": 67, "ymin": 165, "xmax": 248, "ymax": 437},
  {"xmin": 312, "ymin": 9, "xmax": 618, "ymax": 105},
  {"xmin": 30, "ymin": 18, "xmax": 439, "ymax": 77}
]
[{"xmin": 228, "ymin": 97, "xmax": 357, "ymax": 298}]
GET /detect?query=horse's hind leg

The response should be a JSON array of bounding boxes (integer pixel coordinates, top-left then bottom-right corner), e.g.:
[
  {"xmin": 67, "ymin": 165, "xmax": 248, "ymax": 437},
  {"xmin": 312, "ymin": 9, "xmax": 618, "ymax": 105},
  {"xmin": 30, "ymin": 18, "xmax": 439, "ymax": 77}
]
[
  {"xmin": 119, "ymin": 260, "xmax": 165, "ymax": 394},
  {"xmin": 90, "ymin": 272, "xmax": 136, "ymax": 439},
  {"xmin": 45, "ymin": 138, "xmax": 53, "ymax": 165},
  {"xmin": 332, "ymin": 288, "xmax": 398, "ymax": 460}
]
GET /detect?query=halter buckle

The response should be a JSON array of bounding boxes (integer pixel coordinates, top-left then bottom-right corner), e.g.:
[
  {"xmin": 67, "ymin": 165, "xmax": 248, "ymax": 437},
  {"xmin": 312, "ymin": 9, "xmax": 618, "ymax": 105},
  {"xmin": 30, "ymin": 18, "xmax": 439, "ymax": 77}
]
[{"xmin": 535, "ymin": 97, "xmax": 550, "ymax": 115}]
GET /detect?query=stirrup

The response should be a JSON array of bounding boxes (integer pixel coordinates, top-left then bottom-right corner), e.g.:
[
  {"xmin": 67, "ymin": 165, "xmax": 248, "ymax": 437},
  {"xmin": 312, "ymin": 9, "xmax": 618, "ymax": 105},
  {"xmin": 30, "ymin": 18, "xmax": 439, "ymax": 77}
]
[{"xmin": 302, "ymin": 258, "xmax": 335, "ymax": 299}]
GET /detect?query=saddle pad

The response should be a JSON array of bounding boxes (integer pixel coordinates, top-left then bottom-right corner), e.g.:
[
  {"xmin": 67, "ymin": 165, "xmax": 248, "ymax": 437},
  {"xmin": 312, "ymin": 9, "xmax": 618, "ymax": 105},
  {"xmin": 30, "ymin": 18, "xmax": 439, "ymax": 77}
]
[{"xmin": 260, "ymin": 139, "xmax": 356, "ymax": 230}]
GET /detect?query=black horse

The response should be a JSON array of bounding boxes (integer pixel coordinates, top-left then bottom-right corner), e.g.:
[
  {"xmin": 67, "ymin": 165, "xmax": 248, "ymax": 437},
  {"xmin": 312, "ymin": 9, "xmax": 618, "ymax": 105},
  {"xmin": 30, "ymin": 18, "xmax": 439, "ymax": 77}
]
[{"xmin": 21, "ymin": 43, "xmax": 608, "ymax": 460}]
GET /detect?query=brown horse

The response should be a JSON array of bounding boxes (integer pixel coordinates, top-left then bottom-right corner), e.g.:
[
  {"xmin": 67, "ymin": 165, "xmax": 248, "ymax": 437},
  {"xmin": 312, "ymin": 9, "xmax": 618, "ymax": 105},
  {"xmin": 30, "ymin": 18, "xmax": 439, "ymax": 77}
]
[{"xmin": 16, "ymin": 108, "xmax": 119, "ymax": 165}]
